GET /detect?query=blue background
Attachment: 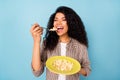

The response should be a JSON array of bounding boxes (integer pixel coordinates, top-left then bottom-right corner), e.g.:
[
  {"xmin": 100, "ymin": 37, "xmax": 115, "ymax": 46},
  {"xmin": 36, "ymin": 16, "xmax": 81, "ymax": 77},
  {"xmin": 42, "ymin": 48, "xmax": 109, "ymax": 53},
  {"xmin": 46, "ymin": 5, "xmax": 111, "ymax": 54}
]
[{"xmin": 0, "ymin": 0, "xmax": 120, "ymax": 80}]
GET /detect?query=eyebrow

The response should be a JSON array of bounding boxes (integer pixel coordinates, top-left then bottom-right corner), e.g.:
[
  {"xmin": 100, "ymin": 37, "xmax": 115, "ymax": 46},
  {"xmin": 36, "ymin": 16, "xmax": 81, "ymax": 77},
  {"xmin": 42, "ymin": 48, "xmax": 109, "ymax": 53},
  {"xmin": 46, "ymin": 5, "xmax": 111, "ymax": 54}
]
[{"xmin": 54, "ymin": 17, "xmax": 66, "ymax": 19}]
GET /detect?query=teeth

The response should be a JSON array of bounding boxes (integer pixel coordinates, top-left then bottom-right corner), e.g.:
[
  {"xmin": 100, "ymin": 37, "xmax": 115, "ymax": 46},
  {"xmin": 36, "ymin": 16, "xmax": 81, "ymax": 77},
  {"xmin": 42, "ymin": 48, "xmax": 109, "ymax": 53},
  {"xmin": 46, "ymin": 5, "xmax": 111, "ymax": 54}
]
[
  {"xmin": 57, "ymin": 26, "xmax": 63, "ymax": 30},
  {"xmin": 57, "ymin": 26, "xmax": 62, "ymax": 28}
]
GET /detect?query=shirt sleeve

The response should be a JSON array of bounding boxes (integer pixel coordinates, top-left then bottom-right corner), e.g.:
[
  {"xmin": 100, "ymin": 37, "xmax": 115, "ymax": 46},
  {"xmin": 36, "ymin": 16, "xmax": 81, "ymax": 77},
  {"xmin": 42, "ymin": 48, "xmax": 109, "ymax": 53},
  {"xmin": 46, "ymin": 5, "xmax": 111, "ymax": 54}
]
[
  {"xmin": 31, "ymin": 62, "xmax": 44, "ymax": 77},
  {"xmin": 31, "ymin": 42, "xmax": 47, "ymax": 77},
  {"xmin": 81, "ymin": 45, "xmax": 91, "ymax": 76}
]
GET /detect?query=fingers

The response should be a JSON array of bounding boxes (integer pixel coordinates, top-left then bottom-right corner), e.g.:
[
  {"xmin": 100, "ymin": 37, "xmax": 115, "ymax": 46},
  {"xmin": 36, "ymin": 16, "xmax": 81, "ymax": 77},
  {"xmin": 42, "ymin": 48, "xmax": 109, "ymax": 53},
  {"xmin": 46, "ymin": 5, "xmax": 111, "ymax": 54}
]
[
  {"xmin": 30, "ymin": 23, "xmax": 43, "ymax": 34},
  {"xmin": 30, "ymin": 23, "xmax": 39, "ymax": 32},
  {"xmin": 33, "ymin": 26, "xmax": 41, "ymax": 32},
  {"xmin": 30, "ymin": 24, "xmax": 44, "ymax": 42},
  {"xmin": 33, "ymin": 29, "xmax": 43, "ymax": 35}
]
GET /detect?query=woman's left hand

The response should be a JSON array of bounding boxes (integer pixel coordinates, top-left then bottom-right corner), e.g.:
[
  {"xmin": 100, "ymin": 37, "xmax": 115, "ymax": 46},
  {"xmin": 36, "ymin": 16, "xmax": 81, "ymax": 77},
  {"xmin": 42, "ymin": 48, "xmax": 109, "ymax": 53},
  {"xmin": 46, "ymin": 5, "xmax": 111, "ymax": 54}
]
[{"xmin": 79, "ymin": 68, "xmax": 87, "ymax": 76}]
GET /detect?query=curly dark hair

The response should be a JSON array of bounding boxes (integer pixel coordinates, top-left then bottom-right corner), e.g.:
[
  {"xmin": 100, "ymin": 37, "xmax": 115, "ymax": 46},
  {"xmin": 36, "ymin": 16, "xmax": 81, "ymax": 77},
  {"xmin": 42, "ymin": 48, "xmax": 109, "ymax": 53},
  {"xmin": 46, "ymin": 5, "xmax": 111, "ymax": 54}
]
[{"xmin": 44, "ymin": 6, "xmax": 88, "ymax": 50}]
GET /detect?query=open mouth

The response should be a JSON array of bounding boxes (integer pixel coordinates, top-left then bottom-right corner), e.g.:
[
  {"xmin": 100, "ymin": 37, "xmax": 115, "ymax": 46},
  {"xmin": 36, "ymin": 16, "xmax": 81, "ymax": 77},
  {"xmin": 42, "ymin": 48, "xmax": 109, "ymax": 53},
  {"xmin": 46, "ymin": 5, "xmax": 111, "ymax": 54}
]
[
  {"xmin": 57, "ymin": 27, "xmax": 64, "ymax": 31},
  {"xmin": 49, "ymin": 26, "xmax": 64, "ymax": 32}
]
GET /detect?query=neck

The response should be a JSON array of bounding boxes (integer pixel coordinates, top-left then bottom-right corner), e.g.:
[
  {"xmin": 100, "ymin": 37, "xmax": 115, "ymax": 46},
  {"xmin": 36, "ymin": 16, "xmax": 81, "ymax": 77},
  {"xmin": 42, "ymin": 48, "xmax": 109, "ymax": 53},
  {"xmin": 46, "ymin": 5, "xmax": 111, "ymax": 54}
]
[{"xmin": 59, "ymin": 35, "xmax": 70, "ymax": 43}]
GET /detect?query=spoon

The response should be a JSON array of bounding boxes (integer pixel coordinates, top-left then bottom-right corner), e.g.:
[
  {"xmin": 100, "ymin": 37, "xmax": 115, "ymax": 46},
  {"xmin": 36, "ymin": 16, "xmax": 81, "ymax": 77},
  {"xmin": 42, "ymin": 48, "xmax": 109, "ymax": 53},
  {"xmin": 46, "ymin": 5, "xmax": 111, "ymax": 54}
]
[
  {"xmin": 41, "ymin": 27, "xmax": 57, "ymax": 31},
  {"xmin": 31, "ymin": 24, "xmax": 57, "ymax": 31}
]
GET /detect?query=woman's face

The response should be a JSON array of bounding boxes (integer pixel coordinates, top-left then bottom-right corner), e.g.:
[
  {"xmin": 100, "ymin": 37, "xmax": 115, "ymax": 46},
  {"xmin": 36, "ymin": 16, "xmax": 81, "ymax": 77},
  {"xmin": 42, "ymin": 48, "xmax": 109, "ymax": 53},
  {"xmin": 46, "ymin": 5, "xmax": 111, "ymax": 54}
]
[{"xmin": 53, "ymin": 12, "xmax": 68, "ymax": 37}]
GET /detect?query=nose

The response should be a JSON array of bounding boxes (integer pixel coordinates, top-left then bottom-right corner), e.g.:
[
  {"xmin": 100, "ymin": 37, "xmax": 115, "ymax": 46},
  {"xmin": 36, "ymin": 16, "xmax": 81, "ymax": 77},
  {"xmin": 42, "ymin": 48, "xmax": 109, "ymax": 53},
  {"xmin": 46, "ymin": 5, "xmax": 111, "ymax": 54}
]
[{"xmin": 56, "ymin": 21, "xmax": 62, "ymax": 25}]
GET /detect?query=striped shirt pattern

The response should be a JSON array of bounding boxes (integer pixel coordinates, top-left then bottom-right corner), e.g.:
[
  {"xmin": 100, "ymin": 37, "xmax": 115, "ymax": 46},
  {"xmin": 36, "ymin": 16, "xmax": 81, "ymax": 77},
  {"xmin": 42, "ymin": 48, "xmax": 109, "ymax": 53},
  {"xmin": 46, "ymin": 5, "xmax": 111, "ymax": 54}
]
[{"xmin": 32, "ymin": 38, "xmax": 91, "ymax": 80}]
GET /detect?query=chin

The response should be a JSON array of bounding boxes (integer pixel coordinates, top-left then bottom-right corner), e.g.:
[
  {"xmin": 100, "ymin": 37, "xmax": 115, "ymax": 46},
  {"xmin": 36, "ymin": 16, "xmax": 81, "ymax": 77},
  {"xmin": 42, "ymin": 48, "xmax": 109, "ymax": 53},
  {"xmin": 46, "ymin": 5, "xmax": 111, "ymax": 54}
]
[
  {"xmin": 57, "ymin": 33, "xmax": 67, "ymax": 37},
  {"xmin": 56, "ymin": 32, "xmax": 63, "ymax": 36},
  {"xmin": 57, "ymin": 34, "xmax": 63, "ymax": 36}
]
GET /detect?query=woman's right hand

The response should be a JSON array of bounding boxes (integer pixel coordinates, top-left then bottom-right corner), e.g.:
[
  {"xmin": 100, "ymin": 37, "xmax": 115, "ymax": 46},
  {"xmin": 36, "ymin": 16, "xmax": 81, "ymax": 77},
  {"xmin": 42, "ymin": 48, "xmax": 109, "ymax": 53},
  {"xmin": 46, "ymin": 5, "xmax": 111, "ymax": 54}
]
[{"xmin": 30, "ymin": 23, "xmax": 43, "ymax": 42}]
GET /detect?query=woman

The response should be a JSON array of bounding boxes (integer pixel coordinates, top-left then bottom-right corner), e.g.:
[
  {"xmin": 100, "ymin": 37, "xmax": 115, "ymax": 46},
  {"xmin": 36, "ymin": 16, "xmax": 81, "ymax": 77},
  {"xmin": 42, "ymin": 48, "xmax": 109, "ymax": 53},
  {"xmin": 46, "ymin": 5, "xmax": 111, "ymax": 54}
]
[{"xmin": 30, "ymin": 6, "xmax": 91, "ymax": 80}]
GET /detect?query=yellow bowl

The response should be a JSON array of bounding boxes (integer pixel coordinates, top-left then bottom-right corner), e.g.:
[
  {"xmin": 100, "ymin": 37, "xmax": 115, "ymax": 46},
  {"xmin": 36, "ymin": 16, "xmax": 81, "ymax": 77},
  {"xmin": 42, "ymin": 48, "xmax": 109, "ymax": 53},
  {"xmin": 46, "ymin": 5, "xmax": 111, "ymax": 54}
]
[{"xmin": 46, "ymin": 56, "xmax": 81, "ymax": 75}]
